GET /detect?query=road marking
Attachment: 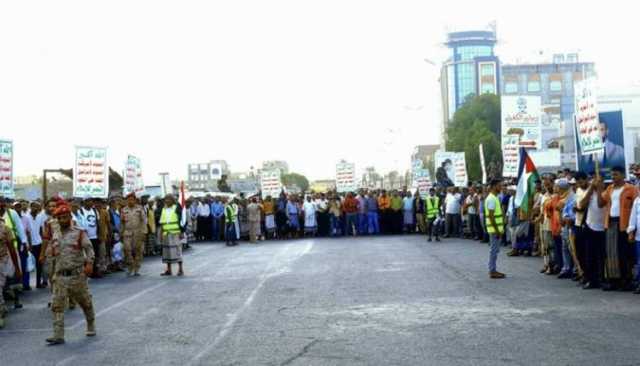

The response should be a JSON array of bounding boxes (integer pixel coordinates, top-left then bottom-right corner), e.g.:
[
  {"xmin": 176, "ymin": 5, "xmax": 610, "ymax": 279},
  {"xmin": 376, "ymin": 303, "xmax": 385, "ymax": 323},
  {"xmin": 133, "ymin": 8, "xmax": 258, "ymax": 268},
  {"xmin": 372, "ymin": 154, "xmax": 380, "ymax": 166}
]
[
  {"xmin": 55, "ymin": 355, "xmax": 77, "ymax": 366},
  {"xmin": 189, "ymin": 241, "xmax": 313, "ymax": 365},
  {"xmin": 69, "ymin": 245, "xmax": 219, "ymax": 330}
]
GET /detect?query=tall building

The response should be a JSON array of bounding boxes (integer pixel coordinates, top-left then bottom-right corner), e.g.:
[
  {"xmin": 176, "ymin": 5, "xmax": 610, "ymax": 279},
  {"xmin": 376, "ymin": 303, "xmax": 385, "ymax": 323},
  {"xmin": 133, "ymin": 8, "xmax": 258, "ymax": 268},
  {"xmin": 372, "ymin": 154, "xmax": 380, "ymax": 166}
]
[
  {"xmin": 261, "ymin": 160, "xmax": 289, "ymax": 175},
  {"xmin": 441, "ymin": 27, "xmax": 499, "ymax": 124},
  {"xmin": 187, "ymin": 160, "xmax": 230, "ymax": 191},
  {"xmin": 500, "ymin": 54, "xmax": 596, "ymax": 159}
]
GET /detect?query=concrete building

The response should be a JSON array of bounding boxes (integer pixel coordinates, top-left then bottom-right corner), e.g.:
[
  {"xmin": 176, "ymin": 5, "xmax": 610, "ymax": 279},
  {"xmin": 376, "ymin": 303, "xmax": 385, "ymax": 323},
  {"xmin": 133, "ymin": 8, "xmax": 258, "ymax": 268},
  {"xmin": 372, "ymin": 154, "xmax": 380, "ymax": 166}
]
[
  {"xmin": 500, "ymin": 54, "xmax": 596, "ymax": 165},
  {"xmin": 261, "ymin": 160, "xmax": 289, "ymax": 175},
  {"xmin": 441, "ymin": 27, "xmax": 499, "ymax": 125},
  {"xmin": 187, "ymin": 160, "xmax": 230, "ymax": 191}
]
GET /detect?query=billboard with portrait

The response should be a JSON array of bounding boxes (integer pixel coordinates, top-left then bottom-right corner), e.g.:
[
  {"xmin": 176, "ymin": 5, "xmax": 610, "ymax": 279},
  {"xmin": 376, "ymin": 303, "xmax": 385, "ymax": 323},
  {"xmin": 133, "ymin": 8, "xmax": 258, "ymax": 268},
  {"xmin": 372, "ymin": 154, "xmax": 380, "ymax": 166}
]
[{"xmin": 576, "ymin": 110, "xmax": 626, "ymax": 178}]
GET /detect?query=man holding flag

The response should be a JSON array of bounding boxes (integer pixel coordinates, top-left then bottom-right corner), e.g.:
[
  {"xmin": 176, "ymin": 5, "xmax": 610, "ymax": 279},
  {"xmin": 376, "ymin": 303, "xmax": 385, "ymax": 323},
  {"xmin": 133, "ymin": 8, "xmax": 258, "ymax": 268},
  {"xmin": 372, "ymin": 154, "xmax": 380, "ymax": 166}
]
[{"xmin": 514, "ymin": 148, "xmax": 540, "ymax": 220}]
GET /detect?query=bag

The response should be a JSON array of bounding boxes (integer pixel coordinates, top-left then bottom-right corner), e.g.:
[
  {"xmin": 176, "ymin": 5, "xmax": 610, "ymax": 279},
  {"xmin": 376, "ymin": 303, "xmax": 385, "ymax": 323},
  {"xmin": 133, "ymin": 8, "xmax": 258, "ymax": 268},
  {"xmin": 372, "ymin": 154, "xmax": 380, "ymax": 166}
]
[
  {"xmin": 112, "ymin": 242, "xmax": 124, "ymax": 262},
  {"xmin": 27, "ymin": 252, "xmax": 36, "ymax": 273}
]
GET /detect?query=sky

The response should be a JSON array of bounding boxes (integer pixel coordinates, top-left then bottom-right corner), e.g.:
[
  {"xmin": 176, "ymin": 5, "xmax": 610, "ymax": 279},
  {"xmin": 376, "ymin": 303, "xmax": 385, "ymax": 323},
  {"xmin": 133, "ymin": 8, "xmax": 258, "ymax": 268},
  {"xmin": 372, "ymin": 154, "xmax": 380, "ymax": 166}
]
[{"xmin": 1, "ymin": 1, "xmax": 638, "ymax": 184}]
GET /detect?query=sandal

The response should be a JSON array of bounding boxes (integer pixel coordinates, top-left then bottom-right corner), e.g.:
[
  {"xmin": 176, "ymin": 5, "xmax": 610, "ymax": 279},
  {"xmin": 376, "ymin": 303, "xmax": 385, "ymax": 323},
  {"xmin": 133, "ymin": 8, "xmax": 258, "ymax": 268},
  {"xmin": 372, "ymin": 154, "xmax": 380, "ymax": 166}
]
[
  {"xmin": 177, "ymin": 271, "xmax": 184, "ymax": 277},
  {"xmin": 161, "ymin": 271, "xmax": 172, "ymax": 276}
]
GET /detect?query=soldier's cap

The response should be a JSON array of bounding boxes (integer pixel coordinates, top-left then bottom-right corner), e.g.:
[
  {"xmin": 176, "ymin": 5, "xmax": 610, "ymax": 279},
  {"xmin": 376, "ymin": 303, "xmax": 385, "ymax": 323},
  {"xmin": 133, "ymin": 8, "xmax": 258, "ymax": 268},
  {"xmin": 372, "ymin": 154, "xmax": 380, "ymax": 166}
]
[{"xmin": 54, "ymin": 202, "xmax": 72, "ymax": 217}]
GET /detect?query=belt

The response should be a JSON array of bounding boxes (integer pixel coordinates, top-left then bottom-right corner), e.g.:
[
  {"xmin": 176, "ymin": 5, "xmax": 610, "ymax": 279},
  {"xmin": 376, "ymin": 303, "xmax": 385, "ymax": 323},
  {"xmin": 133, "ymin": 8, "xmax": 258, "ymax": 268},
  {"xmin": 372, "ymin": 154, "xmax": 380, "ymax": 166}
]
[
  {"xmin": 58, "ymin": 269, "xmax": 81, "ymax": 277},
  {"xmin": 610, "ymin": 217, "xmax": 620, "ymax": 221}
]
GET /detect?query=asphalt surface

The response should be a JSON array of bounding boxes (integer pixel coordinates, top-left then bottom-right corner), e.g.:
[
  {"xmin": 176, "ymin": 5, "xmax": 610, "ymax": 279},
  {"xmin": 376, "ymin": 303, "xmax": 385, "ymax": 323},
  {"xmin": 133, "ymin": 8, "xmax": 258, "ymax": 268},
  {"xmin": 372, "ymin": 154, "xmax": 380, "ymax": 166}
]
[{"xmin": 2, "ymin": 235, "xmax": 640, "ymax": 366}]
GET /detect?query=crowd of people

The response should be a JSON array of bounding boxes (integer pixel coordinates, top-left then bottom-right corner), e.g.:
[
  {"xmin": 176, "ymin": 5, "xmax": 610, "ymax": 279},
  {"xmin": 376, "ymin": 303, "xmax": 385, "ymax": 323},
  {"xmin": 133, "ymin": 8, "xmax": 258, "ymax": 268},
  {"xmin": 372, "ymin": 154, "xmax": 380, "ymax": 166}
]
[{"xmin": 2, "ymin": 163, "xmax": 640, "ymax": 339}]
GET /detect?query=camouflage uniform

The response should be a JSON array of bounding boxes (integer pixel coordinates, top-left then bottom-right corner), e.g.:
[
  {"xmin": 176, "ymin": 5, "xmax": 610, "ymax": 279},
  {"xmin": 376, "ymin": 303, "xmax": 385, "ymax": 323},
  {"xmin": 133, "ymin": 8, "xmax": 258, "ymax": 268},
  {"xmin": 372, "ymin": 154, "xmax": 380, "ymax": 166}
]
[
  {"xmin": 47, "ymin": 225, "xmax": 96, "ymax": 341},
  {"xmin": 121, "ymin": 205, "xmax": 146, "ymax": 275},
  {"xmin": 0, "ymin": 221, "xmax": 15, "ymax": 324}
]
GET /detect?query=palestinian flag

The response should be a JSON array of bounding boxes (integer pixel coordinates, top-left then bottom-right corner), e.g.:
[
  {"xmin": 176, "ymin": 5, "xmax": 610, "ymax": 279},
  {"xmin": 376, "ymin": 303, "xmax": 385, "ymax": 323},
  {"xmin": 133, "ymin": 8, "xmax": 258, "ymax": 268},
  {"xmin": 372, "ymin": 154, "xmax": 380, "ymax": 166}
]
[{"xmin": 514, "ymin": 147, "xmax": 539, "ymax": 214}]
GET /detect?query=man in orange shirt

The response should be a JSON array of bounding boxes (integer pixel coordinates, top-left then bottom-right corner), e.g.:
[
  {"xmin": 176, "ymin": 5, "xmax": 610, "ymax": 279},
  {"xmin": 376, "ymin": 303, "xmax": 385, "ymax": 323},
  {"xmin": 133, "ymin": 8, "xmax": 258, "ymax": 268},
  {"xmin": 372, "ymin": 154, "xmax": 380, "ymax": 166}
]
[
  {"xmin": 601, "ymin": 166, "xmax": 638, "ymax": 291},
  {"xmin": 342, "ymin": 193, "xmax": 359, "ymax": 236},
  {"xmin": 377, "ymin": 191, "xmax": 391, "ymax": 235}
]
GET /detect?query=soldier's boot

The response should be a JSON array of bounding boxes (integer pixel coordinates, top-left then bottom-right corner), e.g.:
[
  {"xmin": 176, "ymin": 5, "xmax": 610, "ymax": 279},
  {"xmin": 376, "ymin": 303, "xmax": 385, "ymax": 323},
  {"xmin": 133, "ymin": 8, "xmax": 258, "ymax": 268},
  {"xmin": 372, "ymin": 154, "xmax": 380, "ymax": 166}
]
[
  {"xmin": 46, "ymin": 312, "xmax": 65, "ymax": 345},
  {"xmin": 81, "ymin": 300, "xmax": 96, "ymax": 337},
  {"xmin": 86, "ymin": 319, "xmax": 96, "ymax": 337}
]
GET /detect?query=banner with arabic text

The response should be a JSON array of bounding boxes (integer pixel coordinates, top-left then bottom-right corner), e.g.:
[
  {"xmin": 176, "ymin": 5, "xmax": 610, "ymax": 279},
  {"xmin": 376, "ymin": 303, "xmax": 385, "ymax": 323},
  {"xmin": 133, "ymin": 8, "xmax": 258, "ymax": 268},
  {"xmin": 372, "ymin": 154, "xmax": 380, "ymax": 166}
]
[
  {"xmin": 123, "ymin": 155, "xmax": 144, "ymax": 197},
  {"xmin": 74, "ymin": 146, "xmax": 108, "ymax": 198},
  {"xmin": 0, "ymin": 140, "xmax": 14, "ymax": 198}
]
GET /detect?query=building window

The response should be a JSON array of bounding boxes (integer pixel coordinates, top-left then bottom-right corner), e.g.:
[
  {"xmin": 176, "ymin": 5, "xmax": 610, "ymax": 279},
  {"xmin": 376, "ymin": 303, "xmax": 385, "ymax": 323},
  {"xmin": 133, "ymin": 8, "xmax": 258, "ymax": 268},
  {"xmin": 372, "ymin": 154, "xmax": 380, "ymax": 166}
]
[
  {"xmin": 480, "ymin": 64, "xmax": 494, "ymax": 77},
  {"xmin": 481, "ymin": 83, "xmax": 495, "ymax": 94},
  {"xmin": 549, "ymin": 80, "xmax": 562, "ymax": 92},
  {"xmin": 504, "ymin": 82, "xmax": 518, "ymax": 94},
  {"xmin": 528, "ymin": 80, "xmax": 541, "ymax": 93}
]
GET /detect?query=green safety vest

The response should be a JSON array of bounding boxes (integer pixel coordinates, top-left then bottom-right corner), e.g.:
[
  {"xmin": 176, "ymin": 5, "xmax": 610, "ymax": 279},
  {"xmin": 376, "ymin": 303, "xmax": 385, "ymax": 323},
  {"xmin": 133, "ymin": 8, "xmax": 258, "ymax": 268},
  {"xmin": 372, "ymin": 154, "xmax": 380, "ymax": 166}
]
[
  {"xmin": 2, "ymin": 210, "xmax": 19, "ymax": 249},
  {"xmin": 225, "ymin": 204, "xmax": 238, "ymax": 223},
  {"xmin": 484, "ymin": 193, "xmax": 504, "ymax": 235},
  {"xmin": 160, "ymin": 207, "xmax": 181, "ymax": 234},
  {"xmin": 425, "ymin": 196, "xmax": 440, "ymax": 219}
]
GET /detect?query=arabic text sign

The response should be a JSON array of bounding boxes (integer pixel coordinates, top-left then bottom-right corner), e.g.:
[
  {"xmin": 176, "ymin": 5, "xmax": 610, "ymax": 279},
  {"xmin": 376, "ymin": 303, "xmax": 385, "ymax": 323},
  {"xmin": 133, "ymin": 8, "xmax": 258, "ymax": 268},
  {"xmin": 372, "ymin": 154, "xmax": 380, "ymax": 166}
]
[
  {"xmin": 574, "ymin": 78, "xmax": 604, "ymax": 156},
  {"xmin": 123, "ymin": 155, "xmax": 144, "ymax": 197},
  {"xmin": 336, "ymin": 162, "xmax": 356, "ymax": 193},
  {"xmin": 0, "ymin": 140, "xmax": 14, "ymax": 198},
  {"xmin": 74, "ymin": 146, "xmax": 108, "ymax": 198},
  {"xmin": 501, "ymin": 95, "xmax": 542, "ymax": 150},
  {"xmin": 261, "ymin": 169, "xmax": 282, "ymax": 199},
  {"xmin": 414, "ymin": 169, "xmax": 432, "ymax": 198},
  {"xmin": 434, "ymin": 152, "xmax": 467, "ymax": 187},
  {"xmin": 502, "ymin": 134, "xmax": 520, "ymax": 178}
]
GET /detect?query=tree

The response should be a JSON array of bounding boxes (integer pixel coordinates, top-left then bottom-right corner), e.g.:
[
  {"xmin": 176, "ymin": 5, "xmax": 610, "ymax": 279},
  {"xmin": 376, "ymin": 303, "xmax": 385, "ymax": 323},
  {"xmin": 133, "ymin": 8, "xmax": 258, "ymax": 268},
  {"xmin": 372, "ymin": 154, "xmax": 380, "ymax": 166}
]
[
  {"xmin": 281, "ymin": 172, "xmax": 309, "ymax": 193},
  {"xmin": 445, "ymin": 94, "xmax": 502, "ymax": 181}
]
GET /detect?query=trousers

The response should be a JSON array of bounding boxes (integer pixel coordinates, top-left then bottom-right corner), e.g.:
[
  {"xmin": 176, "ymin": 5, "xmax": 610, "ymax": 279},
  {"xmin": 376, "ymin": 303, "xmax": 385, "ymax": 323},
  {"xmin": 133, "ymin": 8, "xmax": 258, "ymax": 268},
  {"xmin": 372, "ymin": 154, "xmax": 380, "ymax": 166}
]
[
  {"xmin": 489, "ymin": 233, "xmax": 501, "ymax": 272},
  {"xmin": 123, "ymin": 230, "xmax": 145, "ymax": 273},
  {"xmin": 51, "ymin": 273, "xmax": 95, "ymax": 339}
]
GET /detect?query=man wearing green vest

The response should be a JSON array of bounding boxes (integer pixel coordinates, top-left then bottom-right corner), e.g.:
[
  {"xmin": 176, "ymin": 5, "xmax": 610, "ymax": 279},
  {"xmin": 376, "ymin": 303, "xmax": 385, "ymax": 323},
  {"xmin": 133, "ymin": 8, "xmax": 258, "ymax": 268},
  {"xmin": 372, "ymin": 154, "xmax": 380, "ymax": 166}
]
[
  {"xmin": 485, "ymin": 179, "xmax": 506, "ymax": 279},
  {"xmin": 225, "ymin": 198, "xmax": 239, "ymax": 246},
  {"xmin": 159, "ymin": 195, "xmax": 184, "ymax": 276},
  {"xmin": 425, "ymin": 188, "xmax": 441, "ymax": 242}
]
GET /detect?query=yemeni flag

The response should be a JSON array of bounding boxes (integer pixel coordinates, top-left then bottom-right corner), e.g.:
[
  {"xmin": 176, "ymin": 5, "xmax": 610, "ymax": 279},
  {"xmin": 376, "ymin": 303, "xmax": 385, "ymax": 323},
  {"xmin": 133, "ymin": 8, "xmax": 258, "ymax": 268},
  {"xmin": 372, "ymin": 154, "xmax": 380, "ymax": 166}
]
[{"xmin": 514, "ymin": 148, "xmax": 539, "ymax": 214}]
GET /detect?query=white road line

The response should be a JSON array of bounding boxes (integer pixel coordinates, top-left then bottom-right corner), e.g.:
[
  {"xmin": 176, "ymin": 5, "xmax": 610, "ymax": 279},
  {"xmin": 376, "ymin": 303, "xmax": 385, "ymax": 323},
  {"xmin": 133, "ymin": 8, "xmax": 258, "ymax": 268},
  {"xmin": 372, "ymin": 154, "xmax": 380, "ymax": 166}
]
[
  {"xmin": 69, "ymin": 246, "xmax": 219, "ymax": 330},
  {"xmin": 189, "ymin": 241, "xmax": 313, "ymax": 365},
  {"xmin": 55, "ymin": 355, "xmax": 77, "ymax": 366}
]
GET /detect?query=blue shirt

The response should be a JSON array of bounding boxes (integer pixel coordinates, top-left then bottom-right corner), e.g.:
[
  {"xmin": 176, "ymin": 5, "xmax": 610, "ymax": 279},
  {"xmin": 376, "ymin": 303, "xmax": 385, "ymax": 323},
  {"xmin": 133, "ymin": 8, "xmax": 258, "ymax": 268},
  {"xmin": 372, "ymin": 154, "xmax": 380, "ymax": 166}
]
[
  {"xmin": 211, "ymin": 202, "xmax": 224, "ymax": 218},
  {"xmin": 366, "ymin": 197, "xmax": 378, "ymax": 212},
  {"xmin": 562, "ymin": 194, "xmax": 576, "ymax": 222}
]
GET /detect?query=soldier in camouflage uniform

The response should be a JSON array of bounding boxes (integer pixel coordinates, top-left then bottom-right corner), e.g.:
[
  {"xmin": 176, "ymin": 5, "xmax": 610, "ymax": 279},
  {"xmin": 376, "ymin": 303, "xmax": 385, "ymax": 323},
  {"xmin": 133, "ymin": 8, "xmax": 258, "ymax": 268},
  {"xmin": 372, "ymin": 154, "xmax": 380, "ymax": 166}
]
[
  {"xmin": 45, "ymin": 202, "xmax": 96, "ymax": 345},
  {"xmin": 121, "ymin": 193, "xmax": 146, "ymax": 276},
  {"xmin": 0, "ymin": 218, "xmax": 21, "ymax": 329}
]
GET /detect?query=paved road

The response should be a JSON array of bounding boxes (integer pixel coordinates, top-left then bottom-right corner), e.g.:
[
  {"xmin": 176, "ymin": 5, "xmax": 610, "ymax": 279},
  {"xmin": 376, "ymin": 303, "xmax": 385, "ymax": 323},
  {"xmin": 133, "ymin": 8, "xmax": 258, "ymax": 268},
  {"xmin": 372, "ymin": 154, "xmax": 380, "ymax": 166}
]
[{"xmin": 2, "ymin": 236, "xmax": 640, "ymax": 366}]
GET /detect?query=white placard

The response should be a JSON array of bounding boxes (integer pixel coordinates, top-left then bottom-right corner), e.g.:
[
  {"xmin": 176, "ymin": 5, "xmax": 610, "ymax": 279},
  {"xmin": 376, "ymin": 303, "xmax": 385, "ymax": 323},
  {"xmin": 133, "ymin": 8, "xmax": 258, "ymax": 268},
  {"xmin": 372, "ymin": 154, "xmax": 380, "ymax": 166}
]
[
  {"xmin": 261, "ymin": 169, "xmax": 282, "ymax": 199},
  {"xmin": 123, "ymin": 155, "xmax": 144, "ymax": 197},
  {"xmin": 574, "ymin": 78, "xmax": 605, "ymax": 156},
  {"xmin": 502, "ymin": 134, "xmax": 520, "ymax": 178},
  {"xmin": 414, "ymin": 169, "xmax": 432, "ymax": 198},
  {"xmin": 0, "ymin": 140, "xmax": 14, "ymax": 198},
  {"xmin": 336, "ymin": 162, "xmax": 356, "ymax": 193},
  {"xmin": 74, "ymin": 146, "xmax": 109, "ymax": 198},
  {"xmin": 434, "ymin": 152, "xmax": 468, "ymax": 187},
  {"xmin": 501, "ymin": 95, "xmax": 542, "ymax": 150}
]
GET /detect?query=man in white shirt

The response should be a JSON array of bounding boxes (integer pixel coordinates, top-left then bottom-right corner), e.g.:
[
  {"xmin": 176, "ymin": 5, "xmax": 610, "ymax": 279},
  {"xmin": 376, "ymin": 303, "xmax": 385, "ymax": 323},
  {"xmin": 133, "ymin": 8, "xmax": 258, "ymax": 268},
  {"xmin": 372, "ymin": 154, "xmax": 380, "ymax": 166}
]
[
  {"xmin": 443, "ymin": 187, "xmax": 462, "ymax": 238},
  {"xmin": 577, "ymin": 175, "xmax": 606, "ymax": 289},
  {"xmin": 196, "ymin": 199, "xmax": 211, "ymax": 242},
  {"xmin": 26, "ymin": 202, "xmax": 47, "ymax": 288},
  {"xmin": 81, "ymin": 199, "xmax": 102, "ymax": 278},
  {"xmin": 572, "ymin": 172, "xmax": 589, "ymax": 284}
]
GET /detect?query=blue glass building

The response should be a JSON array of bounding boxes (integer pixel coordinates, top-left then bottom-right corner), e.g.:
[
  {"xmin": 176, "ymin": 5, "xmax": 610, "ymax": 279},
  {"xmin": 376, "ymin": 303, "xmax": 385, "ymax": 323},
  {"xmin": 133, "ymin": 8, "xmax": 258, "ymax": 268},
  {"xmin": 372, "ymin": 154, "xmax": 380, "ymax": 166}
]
[{"xmin": 441, "ymin": 29, "xmax": 500, "ymax": 122}]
